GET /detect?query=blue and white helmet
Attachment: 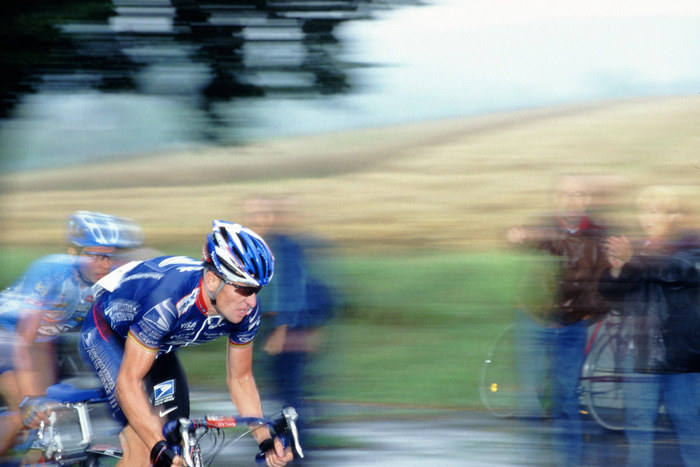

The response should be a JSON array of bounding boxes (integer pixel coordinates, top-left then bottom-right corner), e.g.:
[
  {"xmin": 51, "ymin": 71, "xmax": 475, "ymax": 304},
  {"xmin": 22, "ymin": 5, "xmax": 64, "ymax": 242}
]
[
  {"xmin": 202, "ymin": 220, "xmax": 274, "ymax": 287},
  {"xmin": 67, "ymin": 211, "xmax": 144, "ymax": 249}
]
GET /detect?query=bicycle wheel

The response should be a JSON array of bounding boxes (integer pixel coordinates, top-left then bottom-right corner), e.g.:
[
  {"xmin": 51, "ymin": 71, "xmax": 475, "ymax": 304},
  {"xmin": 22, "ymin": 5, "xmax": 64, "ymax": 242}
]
[
  {"xmin": 479, "ymin": 324, "xmax": 519, "ymax": 417},
  {"xmin": 580, "ymin": 334, "xmax": 628, "ymax": 430}
]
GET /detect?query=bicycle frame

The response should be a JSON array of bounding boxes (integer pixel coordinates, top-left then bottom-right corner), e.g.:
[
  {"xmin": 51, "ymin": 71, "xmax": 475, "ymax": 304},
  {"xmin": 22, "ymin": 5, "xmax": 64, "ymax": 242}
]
[
  {"xmin": 168, "ymin": 406, "xmax": 304, "ymax": 467},
  {"xmin": 20, "ymin": 378, "xmax": 302, "ymax": 467},
  {"xmin": 24, "ymin": 378, "xmax": 122, "ymax": 465}
]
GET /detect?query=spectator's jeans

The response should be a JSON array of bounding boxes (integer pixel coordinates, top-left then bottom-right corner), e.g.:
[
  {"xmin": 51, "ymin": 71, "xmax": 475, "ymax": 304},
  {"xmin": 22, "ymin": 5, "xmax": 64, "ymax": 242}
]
[
  {"xmin": 623, "ymin": 360, "xmax": 700, "ymax": 467},
  {"xmin": 273, "ymin": 351, "xmax": 308, "ymax": 433},
  {"xmin": 515, "ymin": 310, "xmax": 587, "ymax": 467}
]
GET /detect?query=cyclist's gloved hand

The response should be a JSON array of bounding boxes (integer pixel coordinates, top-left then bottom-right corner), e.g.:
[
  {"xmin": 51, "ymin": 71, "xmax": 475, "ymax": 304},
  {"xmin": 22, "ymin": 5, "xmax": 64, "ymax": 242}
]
[
  {"xmin": 150, "ymin": 440, "xmax": 178, "ymax": 467},
  {"xmin": 257, "ymin": 437, "xmax": 293, "ymax": 467},
  {"xmin": 163, "ymin": 420, "xmax": 182, "ymax": 445},
  {"xmin": 19, "ymin": 396, "xmax": 53, "ymax": 428}
]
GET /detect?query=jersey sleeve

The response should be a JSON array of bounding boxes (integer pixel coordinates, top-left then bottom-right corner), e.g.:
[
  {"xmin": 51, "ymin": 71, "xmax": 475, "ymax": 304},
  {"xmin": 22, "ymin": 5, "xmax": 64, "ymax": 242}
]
[
  {"xmin": 19, "ymin": 258, "xmax": 63, "ymax": 310},
  {"xmin": 128, "ymin": 297, "xmax": 179, "ymax": 352}
]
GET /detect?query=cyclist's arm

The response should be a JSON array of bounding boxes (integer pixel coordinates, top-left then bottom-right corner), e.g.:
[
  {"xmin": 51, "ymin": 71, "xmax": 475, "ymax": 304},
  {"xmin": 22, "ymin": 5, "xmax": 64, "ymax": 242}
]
[
  {"xmin": 14, "ymin": 307, "xmax": 43, "ymax": 397},
  {"xmin": 117, "ymin": 337, "xmax": 174, "ymax": 455},
  {"xmin": 226, "ymin": 342, "xmax": 267, "ymax": 440},
  {"xmin": 12, "ymin": 307, "xmax": 54, "ymax": 428},
  {"xmin": 226, "ymin": 342, "xmax": 292, "ymax": 467}
]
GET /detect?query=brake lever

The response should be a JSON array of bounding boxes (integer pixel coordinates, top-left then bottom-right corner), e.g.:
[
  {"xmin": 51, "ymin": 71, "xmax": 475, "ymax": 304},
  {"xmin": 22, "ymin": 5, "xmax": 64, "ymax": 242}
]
[
  {"xmin": 178, "ymin": 418, "xmax": 195, "ymax": 467},
  {"xmin": 282, "ymin": 406, "xmax": 304, "ymax": 459},
  {"xmin": 254, "ymin": 407, "xmax": 304, "ymax": 465}
]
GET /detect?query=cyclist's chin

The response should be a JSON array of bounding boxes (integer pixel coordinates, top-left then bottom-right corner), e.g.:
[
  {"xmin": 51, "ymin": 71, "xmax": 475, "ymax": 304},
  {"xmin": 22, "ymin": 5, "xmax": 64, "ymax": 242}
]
[
  {"xmin": 222, "ymin": 309, "xmax": 246, "ymax": 324},
  {"xmin": 89, "ymin": 271, "xmax": 108, "ymax": 283}
]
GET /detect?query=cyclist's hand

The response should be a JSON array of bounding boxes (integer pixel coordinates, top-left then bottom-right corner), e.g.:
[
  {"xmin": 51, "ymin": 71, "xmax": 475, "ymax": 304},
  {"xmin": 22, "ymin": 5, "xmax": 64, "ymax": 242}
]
[
  {"xmin": 19, "ymin": 397, "xmax": 53, "ymax": 428},
  {"xmin": 260, "ymin": 436, "xmax": 293, "ymax": 467},
  {"xmin": 151, "ymin": 440, "xmax": 184, "ymax": 467}
]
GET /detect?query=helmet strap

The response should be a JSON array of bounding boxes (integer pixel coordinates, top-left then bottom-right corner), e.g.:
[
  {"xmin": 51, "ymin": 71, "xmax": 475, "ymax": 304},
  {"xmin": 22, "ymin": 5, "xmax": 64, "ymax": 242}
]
[{"xmin": 203, "ymin": 269, "xmax": 226, "ymax": 315}]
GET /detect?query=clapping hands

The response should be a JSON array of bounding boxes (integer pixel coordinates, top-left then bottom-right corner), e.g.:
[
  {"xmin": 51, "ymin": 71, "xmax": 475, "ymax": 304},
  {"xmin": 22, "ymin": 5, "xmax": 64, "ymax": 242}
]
[{"xmin": 604, "ymin": 236, "xmax": 632, "ymax": 276}]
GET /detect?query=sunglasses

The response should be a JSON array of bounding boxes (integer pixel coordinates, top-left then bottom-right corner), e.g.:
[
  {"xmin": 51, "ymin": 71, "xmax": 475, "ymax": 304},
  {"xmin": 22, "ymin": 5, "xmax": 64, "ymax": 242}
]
[
  {"xmin": 80, "ymin": 251, "xmax": 117, "ymax": 261},
  {"xmin": 231, "ymin": 284, "xmax": 262, "ymax": 297}
]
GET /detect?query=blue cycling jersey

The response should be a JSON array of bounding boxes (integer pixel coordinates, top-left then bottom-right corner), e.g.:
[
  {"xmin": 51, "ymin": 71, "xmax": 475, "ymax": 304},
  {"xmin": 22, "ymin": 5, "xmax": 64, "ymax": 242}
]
[
  {"xmin": 0, "ymin": 254, "xmax": 95, "ymax": 341},
  {"xmin": 87, "ymin": 256, "xmax": 260, "ymax": 354}
]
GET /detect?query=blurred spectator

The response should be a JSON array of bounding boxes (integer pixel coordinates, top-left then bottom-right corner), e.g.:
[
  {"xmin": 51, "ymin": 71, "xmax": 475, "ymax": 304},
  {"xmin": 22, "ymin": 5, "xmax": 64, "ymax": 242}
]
[
  {"xmin": 243, "ymin": 196, "xmax": 338, "ymax": 435},
  {"xmin": 507, "ymin": 175, "xmax": 610, "ymax": 466},
  {"xmin": 599, "ymin": 185, "xmax": 700, "ymax": 467},
  {"xmin": 0, "ymin": 211, "xmax": 142, "ymax": 456}
]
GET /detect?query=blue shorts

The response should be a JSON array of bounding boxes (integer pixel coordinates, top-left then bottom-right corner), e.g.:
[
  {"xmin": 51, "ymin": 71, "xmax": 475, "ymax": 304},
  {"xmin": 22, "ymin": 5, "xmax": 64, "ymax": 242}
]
[
  {"xmin": 79, "ymin": 303, "xmax": 189, "ymax": 426},
  {"xmin": 0, "ymin": 327, "xmax": 18, "ymax": 374}
]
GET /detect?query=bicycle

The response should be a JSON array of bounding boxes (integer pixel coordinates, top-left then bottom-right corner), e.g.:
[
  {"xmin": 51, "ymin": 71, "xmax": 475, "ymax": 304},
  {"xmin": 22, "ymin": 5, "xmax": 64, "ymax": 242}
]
[
  {"xmin": 14, "ymin": 377, "xmax": 303, "ymax": 466},
  {"xmin": 479, "ymin": 309, "xmax": 658, "ymax": 431}
]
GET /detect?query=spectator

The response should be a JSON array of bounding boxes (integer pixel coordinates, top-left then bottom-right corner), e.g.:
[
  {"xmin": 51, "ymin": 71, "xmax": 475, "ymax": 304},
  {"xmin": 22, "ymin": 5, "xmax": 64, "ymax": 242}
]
[
  {"xmin": 243, "ymin": 196, "xmax": 337, "ymax": 436},
  {"xmin": 507, "ymin": 175, "xmax": 610, "ymax": 466},
  {"xmin": 599, "ymin": 185, "xmax": 700, "ymax": 467}
]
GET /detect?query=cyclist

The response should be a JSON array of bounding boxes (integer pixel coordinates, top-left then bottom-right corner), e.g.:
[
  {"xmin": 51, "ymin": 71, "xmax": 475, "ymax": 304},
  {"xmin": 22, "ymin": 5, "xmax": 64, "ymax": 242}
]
[
  {"xmin": 0, "ymin": 211, "xmax": 142, "ymax": 456},
  {"xmin": 78, "ymin": 220, "xmax": 293, "ymax": 467}
]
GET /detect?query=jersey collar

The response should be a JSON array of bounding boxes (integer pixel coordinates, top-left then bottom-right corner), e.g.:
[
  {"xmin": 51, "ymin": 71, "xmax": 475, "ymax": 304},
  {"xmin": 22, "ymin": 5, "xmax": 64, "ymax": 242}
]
[{"xmin": 196, "ymin": 278, "xmax": 209, "ymax": 315}]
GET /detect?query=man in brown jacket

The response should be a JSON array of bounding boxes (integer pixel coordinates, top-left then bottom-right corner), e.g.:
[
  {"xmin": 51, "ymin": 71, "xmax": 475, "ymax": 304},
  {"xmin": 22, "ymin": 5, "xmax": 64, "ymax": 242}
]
[{"xmin": 507, "ymin": 175, "xmax": 610, "ymax": 466}]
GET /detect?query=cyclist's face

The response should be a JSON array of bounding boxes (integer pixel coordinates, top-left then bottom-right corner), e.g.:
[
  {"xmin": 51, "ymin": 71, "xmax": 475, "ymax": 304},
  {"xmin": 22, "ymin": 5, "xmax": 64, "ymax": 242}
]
[
  {"xmin": 214, "ymin": 280, "xmax": 258, "ymax": 324},
  {"xmin": 77, "ymin": 246, "xmax": 116, "ymax": 283}
]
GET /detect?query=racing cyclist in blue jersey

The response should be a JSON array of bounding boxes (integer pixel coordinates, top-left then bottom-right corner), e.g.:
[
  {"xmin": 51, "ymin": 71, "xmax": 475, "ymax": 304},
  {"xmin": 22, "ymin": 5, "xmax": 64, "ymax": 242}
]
[
  {"xmin": 0, "ymin": 211, "xmax": 143, "ymax": 456},
  {"xmin": 78, "ymin": 220, "xmax": 293, "ymax": 467}
]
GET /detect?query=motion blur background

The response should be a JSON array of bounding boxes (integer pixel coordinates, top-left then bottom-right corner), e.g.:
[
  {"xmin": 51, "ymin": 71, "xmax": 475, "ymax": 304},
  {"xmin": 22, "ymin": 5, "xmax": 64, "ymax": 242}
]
[{"xmin": 1, "ymin": 0, "xmax": 700, "ymax": 422}]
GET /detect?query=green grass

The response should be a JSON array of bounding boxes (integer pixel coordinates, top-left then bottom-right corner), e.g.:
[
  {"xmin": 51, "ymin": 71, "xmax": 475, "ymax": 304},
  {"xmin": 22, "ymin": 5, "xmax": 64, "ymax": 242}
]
[
  {"xmin": 0, "ymin": 247, "xmax": 534, "ymax": 410},
  {"xmin": 0, "ymin": 246, "xmax": 57, "ymax": 287},
  {"xmin": 178, "ymin": 250, "xmax": 537, "ymax": 410}
]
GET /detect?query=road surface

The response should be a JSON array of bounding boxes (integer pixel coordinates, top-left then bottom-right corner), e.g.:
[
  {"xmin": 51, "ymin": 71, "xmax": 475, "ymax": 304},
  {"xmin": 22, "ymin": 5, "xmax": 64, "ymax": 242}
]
[{"xmin": 189, "ymin": 393, "xmax": 683, "ymax": 467}]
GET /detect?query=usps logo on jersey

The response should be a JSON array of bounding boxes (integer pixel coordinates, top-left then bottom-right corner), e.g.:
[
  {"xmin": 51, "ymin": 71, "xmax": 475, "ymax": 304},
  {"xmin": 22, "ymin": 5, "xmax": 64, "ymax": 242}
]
[{"xmin": 153, "ymin": 379, "xmax": 176, "ymax": 405}]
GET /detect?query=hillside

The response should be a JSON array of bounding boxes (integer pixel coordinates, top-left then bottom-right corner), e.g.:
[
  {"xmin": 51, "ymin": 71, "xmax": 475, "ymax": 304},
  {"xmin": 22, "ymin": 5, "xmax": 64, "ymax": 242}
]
[{"xmin": 1, "ymin": 95, "xmax": 699, "ymax": 253}]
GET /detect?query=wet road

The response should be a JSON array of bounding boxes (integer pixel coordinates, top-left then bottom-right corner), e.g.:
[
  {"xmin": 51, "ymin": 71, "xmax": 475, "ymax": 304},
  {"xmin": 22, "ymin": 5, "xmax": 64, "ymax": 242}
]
[
  {"xmin": 189, "ymin": 393, "xmax": 684, "ymax": 467},
  {"xmin": 1, "ymin": 389, "xmax": 683, "ymax": 466}
]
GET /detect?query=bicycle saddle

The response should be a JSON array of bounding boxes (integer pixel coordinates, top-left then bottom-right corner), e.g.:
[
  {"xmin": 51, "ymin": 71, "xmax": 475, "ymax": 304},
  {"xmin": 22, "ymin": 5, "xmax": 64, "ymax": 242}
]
[{"xmin": 46, "ymin": 377, "xmax": 107, "ymax": 403}]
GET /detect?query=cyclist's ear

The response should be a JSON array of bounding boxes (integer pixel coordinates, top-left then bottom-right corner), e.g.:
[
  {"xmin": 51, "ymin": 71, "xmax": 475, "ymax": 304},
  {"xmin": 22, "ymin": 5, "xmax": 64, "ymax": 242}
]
[{"xmin": 203, "ymin": 269, "xmax": 222, "ymax": 293}]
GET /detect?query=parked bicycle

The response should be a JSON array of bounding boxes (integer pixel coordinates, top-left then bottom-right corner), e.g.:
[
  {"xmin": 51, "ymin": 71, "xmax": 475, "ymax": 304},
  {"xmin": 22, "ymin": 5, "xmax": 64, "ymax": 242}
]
[
  {"xmin": 13, "ymin": 377, "xmax": 303, "ymax": 466},
  {"xmin": 479, "ymin": 309, "xmax": 661, "ymax": 431}
]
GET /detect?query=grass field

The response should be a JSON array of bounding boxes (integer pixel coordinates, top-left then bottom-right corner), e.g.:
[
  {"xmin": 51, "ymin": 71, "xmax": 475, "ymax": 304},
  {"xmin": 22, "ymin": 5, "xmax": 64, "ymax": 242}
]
[
  {"xmin": 1, "ymin": 95, "xmax": 699, "ymax": 409},
  {"xmin": 176, "ymin": 250, "xmax": 531, "ymax": 410}
]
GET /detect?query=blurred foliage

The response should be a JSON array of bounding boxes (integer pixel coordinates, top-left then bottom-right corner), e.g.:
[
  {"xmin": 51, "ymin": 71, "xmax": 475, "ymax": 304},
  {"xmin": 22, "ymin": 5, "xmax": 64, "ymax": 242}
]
[{"xmin": 0, "ymin": 0, "xmax": 114, "ymax": 117}]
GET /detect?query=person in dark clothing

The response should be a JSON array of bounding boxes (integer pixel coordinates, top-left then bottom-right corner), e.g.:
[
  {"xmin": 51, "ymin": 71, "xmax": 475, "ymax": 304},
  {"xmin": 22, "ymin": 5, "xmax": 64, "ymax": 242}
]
[
  {"xmin": 599, "ymin": 185, "xmax": 700, "ymax": 467},
  {"xmin": 243, "ymin": 197, "xmax": 336, "ymax": 439},
  {"xmin": 507, "ymin": 175, "xmax": 610, "ymax": 466}
]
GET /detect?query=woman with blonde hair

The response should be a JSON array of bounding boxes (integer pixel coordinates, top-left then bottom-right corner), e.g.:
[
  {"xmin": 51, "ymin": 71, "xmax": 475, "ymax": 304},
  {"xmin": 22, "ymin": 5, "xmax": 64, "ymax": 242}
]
[{"xmin": 600, "ymin": 185, "xmax": 700, "ymax": 467}]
